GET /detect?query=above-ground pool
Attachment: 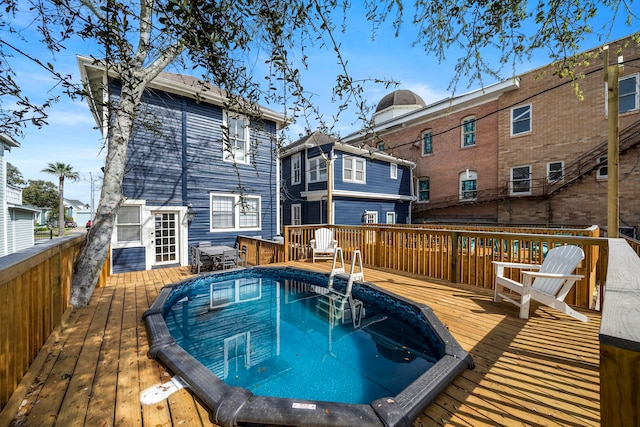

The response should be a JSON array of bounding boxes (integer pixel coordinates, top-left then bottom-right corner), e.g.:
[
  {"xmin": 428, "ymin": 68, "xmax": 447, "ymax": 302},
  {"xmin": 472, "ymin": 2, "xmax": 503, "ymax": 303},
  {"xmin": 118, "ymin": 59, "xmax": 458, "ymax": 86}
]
[{"xmin": 143, "ymin": 267, "xmax": 473, "ymax": 427}]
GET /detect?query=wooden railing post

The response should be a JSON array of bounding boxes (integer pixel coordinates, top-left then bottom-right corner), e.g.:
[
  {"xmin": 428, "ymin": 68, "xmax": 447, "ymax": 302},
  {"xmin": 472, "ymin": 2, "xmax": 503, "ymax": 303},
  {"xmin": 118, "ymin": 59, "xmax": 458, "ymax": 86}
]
[
  {"xmin": 600, "ymin": 238, "xmax": 640, "ymax": 426},
  {"xmin": 450, "ymin": 232, "xmax": 459, "ymax": 283},
  {"xmin": 283, "ymin": 226, "xmax": 290, "ymax": 262}
]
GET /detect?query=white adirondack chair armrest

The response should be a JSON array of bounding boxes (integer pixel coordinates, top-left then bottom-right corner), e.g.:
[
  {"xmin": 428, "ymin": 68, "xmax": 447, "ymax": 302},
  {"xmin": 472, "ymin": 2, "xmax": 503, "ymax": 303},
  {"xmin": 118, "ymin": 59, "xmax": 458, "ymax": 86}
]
[
  {"xmin": 310, "ymin": 239, "xmax": 316, "ymax": 247},
  {"xmin": 493, "ymin": 261, "xmax": 542, "ymax": 270},
  {"xmin": 521, "ymin": 271, "xmax": 583, "ymax": 280}
]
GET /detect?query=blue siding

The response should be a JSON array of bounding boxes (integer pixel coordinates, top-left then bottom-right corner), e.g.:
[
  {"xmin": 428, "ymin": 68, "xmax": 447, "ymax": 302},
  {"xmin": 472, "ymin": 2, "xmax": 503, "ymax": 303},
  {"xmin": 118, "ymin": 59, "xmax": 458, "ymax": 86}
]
[
  {"xmin": 334, "ymin": 199, "xmax": 411, "ymax": 225},
  {"xmin": 111, "ymin": 79, "xmax": 280, "ymax": 272},
  {"xmin": 334, "ymin": 152, "xmax": 412, "ymax": 197},
  {"xmin": 280, "ymin": 143, "xmax": 413, "ymax": 226},
  {"xmin": 112, "ymin": 247, "xmax": 145, "ymax": 274}
]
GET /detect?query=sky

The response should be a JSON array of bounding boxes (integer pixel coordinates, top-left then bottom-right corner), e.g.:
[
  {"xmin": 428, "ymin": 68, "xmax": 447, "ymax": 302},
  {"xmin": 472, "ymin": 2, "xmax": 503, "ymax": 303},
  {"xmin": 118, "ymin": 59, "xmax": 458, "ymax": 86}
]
[{"xmin": 3, "ymin": 2, "xmax": 638, "ymax": 205}]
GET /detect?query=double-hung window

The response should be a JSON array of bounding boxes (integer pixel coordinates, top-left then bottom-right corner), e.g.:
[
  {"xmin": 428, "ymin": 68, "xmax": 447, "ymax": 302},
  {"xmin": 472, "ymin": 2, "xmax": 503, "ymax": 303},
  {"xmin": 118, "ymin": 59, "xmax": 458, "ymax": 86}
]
[
  {"xmin": 417, "ymin": 177, "xmax": 430, "ymax": 202},
  {"xmin": 116, "ymin": 205, "xmax": 141, "ymax": 244},
  {"xmin": 343, "ymin": 156, "xmax": 366, "ymax": 183},
  {"xmin": 461, "ymin": 117, "xmax": 476, "ymax": 147},
  {"xmin": 224, "ymin": 114, "xmax": 249, "ymax": 164},
  {"xmin": 597, "ymin": 156, "xmax": 608, "ymax": 179},
  {"xmin": 510, "ymin": 166, "xmax": 532, "ymax": 195},
  {"xmin": 459, "ymin": 171, "xmax": 477, "ymax": 200},
  {"xmin": 511, "ymin": 104, "xmax": 532, "ymax": 135},
  {"xmin": 547, "ymin": 161, "xmax": 564, "ymax": 183},
  {"xmin": 422, "ymin": 130, "xmax": 433, "ymax": 155},
  {"xmin": 377, "ymin": 142, "xmax": 385, "ymax": 151},
  {"xmin": 291, "ymin": 153, "xmax": 301, "ymax": 185},
  {"xmin": 308, "ymin": 157, "xmax": 327, "ymax": 183},
  {"xmin": 210, "ymin": 193, "xmax": 261, "ymax": 231},
  {"xmin": 291, "ymin": 204, "xmax": 301, "ymax": 225},
  {"xmin": 619, "ymin": 74, "xmax": 639, "ymax": 113}
]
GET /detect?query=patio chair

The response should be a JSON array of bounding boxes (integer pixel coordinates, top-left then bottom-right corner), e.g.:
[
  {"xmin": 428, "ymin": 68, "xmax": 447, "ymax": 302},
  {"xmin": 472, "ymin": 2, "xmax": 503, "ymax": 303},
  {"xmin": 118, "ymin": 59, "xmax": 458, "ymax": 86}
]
[
  {"xmin": 221, "ymin": 249, "xmax": 238, "ymax": 270},
  {"xmin": 310, "ymin": 228, "xmax": 338, "ymax": 262},
  {"xmin": 234, "ymin": 243, "xmax": 248, "ymax": 267},
  {"xmin": 493, "ymin": 244, "xmax": 587, "ymax": 322},
  {"xmin": 191, "ymin": 246, "xmax": 214, "ymax": 273}
]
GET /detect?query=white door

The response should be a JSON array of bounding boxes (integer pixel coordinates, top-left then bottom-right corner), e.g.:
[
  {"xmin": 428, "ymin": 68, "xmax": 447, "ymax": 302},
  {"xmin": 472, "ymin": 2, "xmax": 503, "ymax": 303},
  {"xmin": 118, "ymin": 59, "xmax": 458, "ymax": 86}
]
[
  {"xmin": 364, "ymin": 211, "xmax": 378, "ymax": 224},
  {"xmin": 153, "ymin": 211, "xmax": 179, "ymax": 267}
]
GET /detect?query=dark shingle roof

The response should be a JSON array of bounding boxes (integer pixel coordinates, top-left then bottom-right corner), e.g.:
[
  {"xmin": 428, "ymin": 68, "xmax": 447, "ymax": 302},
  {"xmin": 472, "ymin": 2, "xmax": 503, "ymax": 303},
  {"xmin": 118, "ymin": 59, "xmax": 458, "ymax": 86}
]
[{"xmin": 375, "ymin": 89, "xmax": 426, "ymax": 112}]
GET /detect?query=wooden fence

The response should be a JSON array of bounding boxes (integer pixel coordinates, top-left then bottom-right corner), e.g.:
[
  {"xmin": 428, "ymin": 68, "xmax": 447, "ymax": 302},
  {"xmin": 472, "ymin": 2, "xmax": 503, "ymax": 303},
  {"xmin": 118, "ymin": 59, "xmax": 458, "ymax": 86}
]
[
  {"xmin": 263, "ymin": 224, "xmax": 606, "ymax": 310},
  {"xmin": 0, "ymin": 234, "xmax": 108, "ymax": 413}
]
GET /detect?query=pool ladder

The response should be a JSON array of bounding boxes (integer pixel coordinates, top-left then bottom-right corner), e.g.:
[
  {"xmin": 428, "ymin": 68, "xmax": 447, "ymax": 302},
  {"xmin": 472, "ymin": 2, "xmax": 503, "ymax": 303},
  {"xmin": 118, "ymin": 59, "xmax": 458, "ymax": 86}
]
[{"xmin": 318, "ymin": 248, "xmax": 364, "ymax": 328}]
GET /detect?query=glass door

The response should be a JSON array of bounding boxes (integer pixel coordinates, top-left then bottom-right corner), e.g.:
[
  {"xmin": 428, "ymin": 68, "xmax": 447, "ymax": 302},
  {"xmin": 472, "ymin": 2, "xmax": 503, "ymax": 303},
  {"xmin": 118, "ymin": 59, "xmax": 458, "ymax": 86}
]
[{"xmin": 153, "ymin": 212, "xmax": 178, "ymax": 266}]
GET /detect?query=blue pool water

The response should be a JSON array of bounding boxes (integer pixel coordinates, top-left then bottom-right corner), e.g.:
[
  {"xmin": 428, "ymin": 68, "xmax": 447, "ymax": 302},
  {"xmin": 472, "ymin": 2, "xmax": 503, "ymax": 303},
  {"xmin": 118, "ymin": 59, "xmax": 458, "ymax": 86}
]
[{"xmin": 162, "ymin": 268, "xmax": 445, "ymax": 405}]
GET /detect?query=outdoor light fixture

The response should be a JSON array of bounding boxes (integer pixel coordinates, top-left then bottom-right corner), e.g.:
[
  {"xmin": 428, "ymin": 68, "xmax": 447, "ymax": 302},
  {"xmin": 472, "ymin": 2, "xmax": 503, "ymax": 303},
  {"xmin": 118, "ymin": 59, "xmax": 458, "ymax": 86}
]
[{"xmin": 186, "ymin": 203, "xmax": 196, "ymax": 223}]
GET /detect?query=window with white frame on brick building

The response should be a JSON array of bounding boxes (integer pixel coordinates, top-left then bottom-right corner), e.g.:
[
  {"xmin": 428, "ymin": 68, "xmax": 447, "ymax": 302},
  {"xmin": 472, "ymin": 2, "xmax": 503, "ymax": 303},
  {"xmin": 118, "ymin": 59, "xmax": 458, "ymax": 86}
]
[
  {"xmin": 417, "ymin": 177, "xmax": 430, "ymax": 202},
  {"xmin": 619, "ymin": 74, "xmax": 638, "ymax": 113},
  {"xmin": 510, "ymin": 166, "xmax": 532, "ymax": 195},
  {"xmin": 547, "ymin": 161, "xmax": 564, "ymax": 183},
  {"xmin": 597, "ymin": 156, "xmax": 608, "ymax": 180},
  {"xmin": 511, "ymin": 104, "xmax": 532, "ymax": 136},
  {"xmin": 459, "ymin": 170, "xmax": 477, "ymax": 200}
]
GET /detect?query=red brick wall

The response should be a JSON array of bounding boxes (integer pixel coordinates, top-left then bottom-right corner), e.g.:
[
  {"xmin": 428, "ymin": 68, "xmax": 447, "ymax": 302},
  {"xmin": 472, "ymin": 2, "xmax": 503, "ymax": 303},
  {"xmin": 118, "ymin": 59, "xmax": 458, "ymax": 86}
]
[
  {"xmin": 497, "ymin": 37, "xmax": 640, "ymax": 233},
  {"xmin": 373, "ymin": 100, "xmax": 501, "ymax": 223}
]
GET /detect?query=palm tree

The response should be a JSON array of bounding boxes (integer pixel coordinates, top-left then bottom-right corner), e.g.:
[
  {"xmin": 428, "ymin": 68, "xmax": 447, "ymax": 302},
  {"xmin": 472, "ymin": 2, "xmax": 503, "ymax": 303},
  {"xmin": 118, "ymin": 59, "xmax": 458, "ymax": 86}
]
[{"xmin": 42, "ymin": 162, "xmax": 80, "ymax": 236}]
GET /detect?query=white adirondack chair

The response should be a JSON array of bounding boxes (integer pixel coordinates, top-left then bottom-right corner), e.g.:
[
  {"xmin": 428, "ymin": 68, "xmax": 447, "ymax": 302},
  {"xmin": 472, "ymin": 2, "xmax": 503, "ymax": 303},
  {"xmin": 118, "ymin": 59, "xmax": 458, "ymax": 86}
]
[
  {"xmin": 493, "ymin": 245, "xmax": 588, "ymax": 322},
  {"xmin": 310, "ymin": 228, "xmax": 338, "ymax": 262}
]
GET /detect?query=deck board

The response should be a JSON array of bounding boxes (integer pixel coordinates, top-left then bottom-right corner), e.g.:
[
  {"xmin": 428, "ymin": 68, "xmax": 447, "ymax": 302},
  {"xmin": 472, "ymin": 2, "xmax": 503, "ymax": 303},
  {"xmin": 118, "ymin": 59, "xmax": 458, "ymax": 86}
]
[{"xmin": 7, "ymin": 261, "xmax": 601, "ymax": 427}]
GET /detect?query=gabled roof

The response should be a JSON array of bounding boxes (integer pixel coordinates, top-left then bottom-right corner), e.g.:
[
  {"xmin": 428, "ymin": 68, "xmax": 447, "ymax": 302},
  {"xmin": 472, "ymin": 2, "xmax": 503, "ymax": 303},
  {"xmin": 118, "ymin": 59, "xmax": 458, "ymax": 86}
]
[{"xmin": 76, "ymin": 55, "xmax": 288, "ymax": 130}]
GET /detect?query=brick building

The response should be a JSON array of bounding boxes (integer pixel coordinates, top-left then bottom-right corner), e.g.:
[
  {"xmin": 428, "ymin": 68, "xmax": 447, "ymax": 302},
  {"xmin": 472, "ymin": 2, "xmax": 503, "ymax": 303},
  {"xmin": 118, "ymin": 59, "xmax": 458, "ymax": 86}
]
[{"xmin": 345, "ymin": 35, "xmax": 640, "ymax": 237}]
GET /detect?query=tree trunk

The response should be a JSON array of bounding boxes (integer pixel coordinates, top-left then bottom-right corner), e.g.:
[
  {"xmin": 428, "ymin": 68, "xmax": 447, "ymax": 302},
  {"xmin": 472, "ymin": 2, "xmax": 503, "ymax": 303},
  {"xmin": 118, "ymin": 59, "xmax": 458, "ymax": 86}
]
[
  {"xmin": 58, "ymin": 176, "xmax": 65, "ymax": 236},
  {"xmin": 70, "ymin": 82, "xmax": 142, "ymax": 307}
]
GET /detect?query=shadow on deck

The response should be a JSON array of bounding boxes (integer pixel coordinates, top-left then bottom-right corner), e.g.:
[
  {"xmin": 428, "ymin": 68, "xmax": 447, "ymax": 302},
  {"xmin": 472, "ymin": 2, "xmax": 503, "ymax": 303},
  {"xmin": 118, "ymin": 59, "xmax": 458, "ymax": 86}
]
[{"xmin": 7, "ymin": 261, "xmax": 600, "ymax": 427}]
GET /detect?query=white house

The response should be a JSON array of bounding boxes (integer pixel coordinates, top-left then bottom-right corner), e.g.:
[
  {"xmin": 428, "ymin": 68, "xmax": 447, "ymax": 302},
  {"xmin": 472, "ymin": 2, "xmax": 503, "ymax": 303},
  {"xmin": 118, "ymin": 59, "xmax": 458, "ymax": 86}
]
[{"xmin": 1, "ymin": 134, "xmax": 39, "ymax": 257}]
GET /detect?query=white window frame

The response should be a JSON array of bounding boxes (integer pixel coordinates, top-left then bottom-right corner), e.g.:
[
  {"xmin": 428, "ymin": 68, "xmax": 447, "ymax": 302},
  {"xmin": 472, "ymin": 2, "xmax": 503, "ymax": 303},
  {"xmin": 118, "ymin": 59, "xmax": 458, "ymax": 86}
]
[
  {"xmin": 291, "ymin": 153, "xmax": 301, "ymax": 185},
  {"xmin": 390, "ymin": 163, "xmax": 398, "ymax": 179},
  {"xmin": 210, "ymin": 193, "xmax": 261, "ymax": 232},
  {"xmin": 619, "ymin": 73, "xmax": 639, "ymax": 113},
  {"xmin": 510, "ymin": 165, "xmax": 532, "ymax": 195},
  {"xmin": 461, "ymin": 116, "xmax": 476, "ymax": 147},
  {"xmin": 223, "ymin": 113, "xmax": 250, "ymax": 165},
  {"xmin": 417, "ymin": 177, "xmax": 430, "ymax": 203},
  {"xmin": 459, "ymin": 170, "xmax": 478, "ymax": 201},
  {"xmin": 115, "ymin": 204, "xmax": 142, "ymax": 247},
  {"xmin": 386, "ymin": 212, "xmax": 396, "ymax": 224},
  {"xmin": 511, "ymin": 104, "xmax": 532, "ymax": 136},
  {"xmin": 377, "ymin": 142, "xmax": 385, "ymax": 151},
  {"xmin": 291, "ymin": 203, "xmax": 301, "ymax": 225},
  {"xmin": 597, "ymin": 156, "xmax": 608, "ymax": 179},
  {"xmin": 547, "ymin": 161, "xmax": 564, "ymax": 183},
  {"xmin": 307, "ymin": 156, "xmax": 327, "ymax": 183},
  {"xmin": 343, "ymin": 156, "xmax": 366, "ymax": 184}
]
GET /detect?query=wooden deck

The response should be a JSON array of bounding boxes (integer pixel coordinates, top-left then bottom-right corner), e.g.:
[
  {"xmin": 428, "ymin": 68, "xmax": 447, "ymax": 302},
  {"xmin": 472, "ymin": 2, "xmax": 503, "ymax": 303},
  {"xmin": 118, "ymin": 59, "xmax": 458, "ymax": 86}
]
[{"xmin": 7, "ymin": 261, "xmax": 601, "ymax": 427}]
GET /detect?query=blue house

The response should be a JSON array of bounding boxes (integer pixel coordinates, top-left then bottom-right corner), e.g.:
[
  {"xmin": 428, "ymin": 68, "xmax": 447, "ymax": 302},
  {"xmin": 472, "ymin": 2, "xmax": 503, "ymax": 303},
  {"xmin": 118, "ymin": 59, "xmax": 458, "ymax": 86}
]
[
  {"xmin": 280, "ymin": 131, "xmax": 415, "ymax": 226},
  {"xmin": 78, "ymin": 57, "xmax": 287, "ymax": 273}
]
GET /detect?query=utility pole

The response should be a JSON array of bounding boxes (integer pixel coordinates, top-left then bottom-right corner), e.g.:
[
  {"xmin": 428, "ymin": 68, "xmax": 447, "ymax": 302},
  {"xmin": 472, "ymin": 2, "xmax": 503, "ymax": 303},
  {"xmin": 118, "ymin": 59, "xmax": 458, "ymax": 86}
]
[{"xmin": 603, "ymin": 46, "xmax": 623, "ymax": 238}]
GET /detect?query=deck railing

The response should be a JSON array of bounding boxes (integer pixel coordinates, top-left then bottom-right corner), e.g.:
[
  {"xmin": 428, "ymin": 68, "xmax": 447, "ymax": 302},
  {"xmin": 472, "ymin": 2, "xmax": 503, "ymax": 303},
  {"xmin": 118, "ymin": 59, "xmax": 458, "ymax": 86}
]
[
  {"xmin": 0, "ymin": 234, "xmax": 109, "ymax": 414},
  {"xmin": 263, "ymin": 224, "xmax": 606, "ymax": 310}
]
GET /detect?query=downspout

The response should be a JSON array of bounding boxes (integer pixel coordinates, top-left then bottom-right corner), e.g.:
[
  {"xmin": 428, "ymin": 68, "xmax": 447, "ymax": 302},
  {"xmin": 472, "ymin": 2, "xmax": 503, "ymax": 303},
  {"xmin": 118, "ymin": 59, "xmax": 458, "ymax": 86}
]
[{"xmin": 326, "ymin": 149, "xmax": 334, "ymax": 225}]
